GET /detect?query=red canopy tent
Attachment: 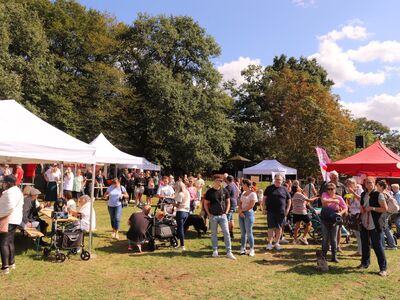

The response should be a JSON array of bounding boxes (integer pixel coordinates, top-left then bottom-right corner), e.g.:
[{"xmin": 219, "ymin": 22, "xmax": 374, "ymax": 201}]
[{"xmin": 326, "ymin": 141, "xmax": 400, "ymax": 177}]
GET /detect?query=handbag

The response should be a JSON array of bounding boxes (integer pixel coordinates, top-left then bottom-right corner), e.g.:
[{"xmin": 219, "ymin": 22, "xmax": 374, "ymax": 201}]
[
  {"xmin": 0, "ymin": 215, "xmax": 10, "ymax": 233},
  {"xmin": 119, "ymin": 186, "xmax": 128, "ymax": 208}
]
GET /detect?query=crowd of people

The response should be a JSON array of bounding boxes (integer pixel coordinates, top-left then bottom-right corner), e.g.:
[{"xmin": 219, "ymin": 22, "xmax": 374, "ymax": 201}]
[
  {"xmin": 0, "ymin": 171, "xmax": 96, "ymax": 275},
  {"xmin": 2, "ymin": 162, "xmax": 400, "ymax": 278}
]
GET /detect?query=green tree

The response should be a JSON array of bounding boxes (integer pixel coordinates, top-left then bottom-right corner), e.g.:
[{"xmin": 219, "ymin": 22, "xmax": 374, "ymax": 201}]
[
  {"xmin": 228, "ymin": 55, "xmax": 355, "ymax": 177},
  {"xmin": 121, "ymin": 14, "xmax": 233, "ymax": 173},
  {"xmin": 26, "ymin": 0, "xmax": 134, "ymax": 143},
  {"xmin": 353, "ymin": 117, "xmax": 390, "ymax": 147}
]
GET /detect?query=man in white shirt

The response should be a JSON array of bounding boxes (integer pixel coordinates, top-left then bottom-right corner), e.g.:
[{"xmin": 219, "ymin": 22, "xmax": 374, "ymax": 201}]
[{"xmin": 63, "ymin": 167, "xmax": 74, "ymax": 195}]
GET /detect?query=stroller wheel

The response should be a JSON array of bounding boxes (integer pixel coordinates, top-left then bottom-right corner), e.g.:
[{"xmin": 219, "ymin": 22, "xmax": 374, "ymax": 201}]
[
  {"xmin": 80, "ymin": 250, "xmax": 91, "ymax": 261},
  {"xmin": 55, "ymin": 253, "xmax": 66, "ymax": 262},
  {"xmin": 170, "ymin": 237, "xmax": 178, "ymax": 248},
  {"xmin": 43, "ymin": 247, "xmax": 51, "ymax": 258}
]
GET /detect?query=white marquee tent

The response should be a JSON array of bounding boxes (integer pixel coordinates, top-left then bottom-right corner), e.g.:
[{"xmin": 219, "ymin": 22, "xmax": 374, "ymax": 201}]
[
  {"xmin": 242, "ymin": 159, "xmax": 297, "ymax": 176},
  {"xmin": 0, "ymin": 100, "xmax": 96, "ymax": 164},
  {"xmin": 0, "ymin": 99, "xmax": 97, "ymax": 252},
  {"xmin": 90, "ymin": 133, "xmax": 160, "ymax": 171}
]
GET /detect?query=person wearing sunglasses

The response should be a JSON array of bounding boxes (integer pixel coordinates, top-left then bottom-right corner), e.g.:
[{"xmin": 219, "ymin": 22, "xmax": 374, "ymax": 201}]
[{"xmin": 320, "ymin": 182, "xmax": 348, "ymax": 263}]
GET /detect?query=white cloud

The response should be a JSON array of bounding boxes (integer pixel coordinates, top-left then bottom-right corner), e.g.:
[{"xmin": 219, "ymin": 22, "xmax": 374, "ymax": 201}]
[
  {"xmin": 310, "ymin": 24, "xmax": 385, "ymax": 87},
  {"xmin": 292, "ymin": 0, "xmax": 316, "ymax": 8},
  {"xmin": 217, "ymin": 56, "xmax": 261, "ymax": 85},
  {"xmin": 348, "ymin": 40, "xmax": 400, "ymax": 62},
  {"xmin": 319, "ymin": 25, "xmax": 368, "ymax": 42},
  {"xmin": 342, "ymin": 93, "xmax": 400, "ymax": 128}
]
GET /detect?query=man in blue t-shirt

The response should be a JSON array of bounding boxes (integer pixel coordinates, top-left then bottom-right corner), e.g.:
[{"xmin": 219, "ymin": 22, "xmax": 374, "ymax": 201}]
[
  {"xmin": 225, "ymin": 175, "xmax": 238, "ymax": 239},
  {"xmin": 262, "ymin": 174, "xmax": 291, "ymax": 251}
]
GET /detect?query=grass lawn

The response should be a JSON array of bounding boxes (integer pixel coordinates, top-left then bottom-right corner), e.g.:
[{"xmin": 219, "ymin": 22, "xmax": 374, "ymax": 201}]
[{"xmin": 1, "ymin": 198, "xmax": 399, "ymax": 300}]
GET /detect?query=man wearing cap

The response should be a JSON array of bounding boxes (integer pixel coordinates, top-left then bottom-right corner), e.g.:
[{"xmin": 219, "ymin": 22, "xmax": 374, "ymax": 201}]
[
  {"xmin": 0, "ymin": 175, "xmax": 24, "ymax": 274},
  {"xmin": 21, "ymin": 188, "xmax": 48, "ymax": 237}
]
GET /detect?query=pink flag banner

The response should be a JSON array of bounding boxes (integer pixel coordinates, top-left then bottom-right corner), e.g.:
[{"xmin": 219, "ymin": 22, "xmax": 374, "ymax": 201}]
[{"xmin": 315, "ymin": 147, "xmax": 331, "ymax": 182}]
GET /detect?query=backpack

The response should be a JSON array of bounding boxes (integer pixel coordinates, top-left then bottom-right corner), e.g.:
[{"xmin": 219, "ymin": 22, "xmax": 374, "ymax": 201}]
[{"xmin": 385, "ymin": 192, "xmax": 399, "ymax": 214}]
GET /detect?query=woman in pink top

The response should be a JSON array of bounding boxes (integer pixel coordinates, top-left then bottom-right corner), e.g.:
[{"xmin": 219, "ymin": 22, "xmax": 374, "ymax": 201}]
[{"xmin": 320, "ymin": 182, "xmax": 348, "ymax": 263}]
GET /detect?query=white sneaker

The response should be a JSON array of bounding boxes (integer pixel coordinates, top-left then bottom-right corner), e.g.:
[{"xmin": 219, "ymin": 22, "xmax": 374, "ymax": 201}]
[
  {"xmin": 181, "ymin": 246, "xmax": 186, "ymax": 251},
  {"xmin": 212, "ymin": 250, "xmax": 218, "ymax": 257},
  {"xmin": 240, "ymin": 247, "xmax": 246, "ymax": 255},
  {"xmin": 249, "ymin": 248, "xmax": 255, "ymax": 257},
  {"xmin": 1, "ymin": 268, "xmax": 9, "ymax": 275},
  {"xmin": 299, "ymin": 237, "xmax": 309, "ymax": 245},
  {"xmin": 274, "ymin": 243, "xmax": 281, "ymax": 251},
  {"xmin": 227, "ymin": 252, "xmax": 237, "ymax": 260},
  {"xmin": 266, "ymin": 243, "xmax": 273, "ymax": 251},
  {"xmin": 293, "ymin": 239, "xmax": 299, "ymax": 245},
  {"xmin": 10, "ymin": 264, "xmax": 15, "ymax": 270},
  {"xmin": 280, "ymin": 238, "xmax": 289, "ymax": 245}
]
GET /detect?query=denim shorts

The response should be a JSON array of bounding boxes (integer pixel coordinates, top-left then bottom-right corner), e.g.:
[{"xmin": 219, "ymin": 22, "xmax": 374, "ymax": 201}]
[{"xmin": 227, "ymin": 208, "xmax": 236, "ymax": 222}]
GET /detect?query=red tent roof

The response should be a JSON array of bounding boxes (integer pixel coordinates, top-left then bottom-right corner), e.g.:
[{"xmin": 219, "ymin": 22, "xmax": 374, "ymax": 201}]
[{"xmin": 326, "ymin": 141, "xmax": 400, "ymax": 176}]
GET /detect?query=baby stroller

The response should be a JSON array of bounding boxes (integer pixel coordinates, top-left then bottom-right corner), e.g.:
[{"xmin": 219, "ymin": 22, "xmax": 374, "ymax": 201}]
[
  {"xmin": 308, "ymin": 207, "xmax": 351, "ymax": 244},
  {"xmin": 43, "ymin": 212, "xmax": 90, "ymax": 262},
  {"xmin": 146, "ymin": 198, "xmax": 178, "ymax": 251}
]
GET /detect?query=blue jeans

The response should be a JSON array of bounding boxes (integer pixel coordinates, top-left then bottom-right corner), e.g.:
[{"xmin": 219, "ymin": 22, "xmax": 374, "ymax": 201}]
[
  {"xmin": 382, "ymin": 215, "xmax": 396, "ymax": 248},
  {"xmin": 210, "ymin": 214, "xmax": 232, "ymax": 252},
  {"xmin": 176, "ymin": 211, "xmax": 189, "ymax": 247},
  {"xmin": 360, "ymin": 226, "xmax": 387, "ymax": 271},
  {"xmin": 394, "ymin": 214, "xmax": 400, "ymax": 234},
  {"xmin": 321, "ymin": 221, "xmax": 338, "ymax": 258},
  {"xmin": 239, "ymin": 210, "xmax": 255, "ymax": 249},
  {"xmin": 108, "ymin": 205, "xmax": 122, "ymax": 230}
]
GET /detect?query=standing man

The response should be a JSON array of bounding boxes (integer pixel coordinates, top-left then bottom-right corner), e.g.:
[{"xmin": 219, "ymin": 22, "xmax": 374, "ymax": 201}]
[
  {"xmin": 204, "ymin": 174, "xmax": 236, "ymax": 260},
  {"xmin": 63, "ymin": 167, "xmax": 74, "ymax": 196},
  {"xmin": 262, "ymin": 174, "xmax": 291, "ymax": 251},
  {"xmin": 226, "ymin": 175, "xmax": 238, "ymax": 239}
]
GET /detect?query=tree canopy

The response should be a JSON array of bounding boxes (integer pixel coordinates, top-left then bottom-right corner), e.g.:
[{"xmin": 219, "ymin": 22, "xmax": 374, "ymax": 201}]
[{"xmin": 1, "ymin": 1, "xmax": 393, "ymax": 176}]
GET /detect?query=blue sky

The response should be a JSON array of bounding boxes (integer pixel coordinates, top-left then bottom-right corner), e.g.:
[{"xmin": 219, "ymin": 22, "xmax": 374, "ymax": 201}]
[{"xmin": 78, "ymin": 0, "xmax": 400, "ymax": 128}]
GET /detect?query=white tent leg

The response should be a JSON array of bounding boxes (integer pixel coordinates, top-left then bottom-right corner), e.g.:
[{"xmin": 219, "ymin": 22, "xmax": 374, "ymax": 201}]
[{"xmin": 89, "ymin": 163, "xmax": 96, "ymax": 256}]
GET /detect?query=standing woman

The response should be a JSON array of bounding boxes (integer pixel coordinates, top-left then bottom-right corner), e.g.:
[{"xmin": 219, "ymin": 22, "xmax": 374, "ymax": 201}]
[
  {"xmin": 320, "ymin": 182, "xmax": 348, "ymax": 263},
  {"xmin": 0, "ymin": 175, "xmax": 24, "ymax": 274},
  {"xmin": 174, "ymin": 181, "xmax": 190, "ymax": 250},
  {"xmin": 72, "ymin": 169, "xmax": 84, "ymax": 200},
  {"xmin": 238, "ymin": 179, "xmax": 257, "ymax": 256},
  {"xmin": 344, "ymin": 178, "xmax": 362, "ymax": 256},
  {"xmin": 104, "ymin": 178, "xmax": 128, "ymax": 240},
  {"xmin": 359, "ymin": 178, "xmax": 388, "ymax": 276},
  {"xmin": 44, "ymin": 163, "xmax": 61, "ymax": 206}
]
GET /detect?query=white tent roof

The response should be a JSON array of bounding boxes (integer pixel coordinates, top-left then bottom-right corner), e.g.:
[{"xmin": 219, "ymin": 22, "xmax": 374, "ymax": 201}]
[
  {"xmin": 90, "ymin": 133, "xmax": 161, "ymax": 171},
  {"xmin": 119, "ymin": 158, "xmax": 161, "ymax": 171},
  {"xmin": 0, "ymin": 100, "xmax": 96, "ymax": 164},
  {"xmin": 90, "ymin": 133, "xmax": 143, "ymax": 165},
  {"xmin": 242, "ymin": 159, "xmax": 297, "ymax": 175}
]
